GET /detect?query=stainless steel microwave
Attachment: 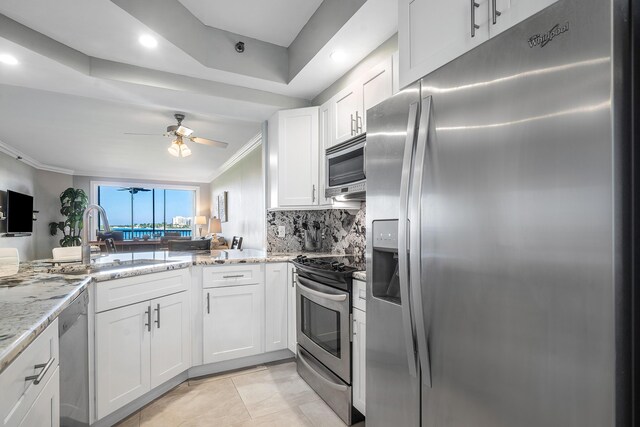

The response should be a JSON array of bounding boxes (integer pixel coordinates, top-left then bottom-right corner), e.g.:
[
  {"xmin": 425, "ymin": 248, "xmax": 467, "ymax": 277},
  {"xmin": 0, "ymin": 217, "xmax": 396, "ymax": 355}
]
[{"xmin": 325, "ymin": 134, "xmax": 366, "ymax": 200}]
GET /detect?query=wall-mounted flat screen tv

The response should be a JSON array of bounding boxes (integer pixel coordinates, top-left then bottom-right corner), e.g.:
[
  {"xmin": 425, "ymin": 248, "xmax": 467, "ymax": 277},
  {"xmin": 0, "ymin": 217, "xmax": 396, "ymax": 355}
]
[{"xmin": 7, "ymin": 190, "xmax": 33, "ymax": 233}]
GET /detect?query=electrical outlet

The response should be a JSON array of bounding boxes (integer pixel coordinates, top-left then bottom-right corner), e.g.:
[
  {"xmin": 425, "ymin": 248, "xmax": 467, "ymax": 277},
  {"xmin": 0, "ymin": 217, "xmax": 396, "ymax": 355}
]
[{"xmin": 277, "ymin": 226, "xmax": 286, "ymax": 238}]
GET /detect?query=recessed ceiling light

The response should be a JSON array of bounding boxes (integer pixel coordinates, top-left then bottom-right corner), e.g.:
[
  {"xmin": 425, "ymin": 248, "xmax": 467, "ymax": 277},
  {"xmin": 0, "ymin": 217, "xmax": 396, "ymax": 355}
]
[
  {"xmin": 138, "ymin": 34, "xmax": 158, "ymax": 49},
  {"xmin": 330, "ymin": 50, "xmax": 347, "ymax": 62},
  {"xmin": 0, "ymin": 54, "xmax": 19, "ymax": 66}
]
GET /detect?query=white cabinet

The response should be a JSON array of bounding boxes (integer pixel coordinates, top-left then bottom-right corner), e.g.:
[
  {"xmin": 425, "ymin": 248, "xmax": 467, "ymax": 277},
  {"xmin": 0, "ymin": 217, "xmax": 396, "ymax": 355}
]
[
  {"xmin": 332, "ymin": 86, "xmax": 361, "ymax": 146},
  {"xmin": 318, "ymin": 100, "xmax": 334, "ymax": 207},
  {"xmin": 287, "ymin": 263, "xmax": 297, "ymax": 354},
  {"xmin": 1, "ymin": 320, "xmax": 59, "ymax": 427},
  {"xmin": 399, "ymin": 0, "xmax": 489, "ymax": 88},
  {"xmin": 399, "ymin": 0, "xmax": 558, "ymax": 88},
  {"xmin": 360, "ymin": 57, "xmax": 394, "ymax": 131},
  {"xmin": 268, "ymin": 107, "xmax": 320, "ymax": 208},
  {"xmin": 95, "ymin": 291, "xmax": 191, "ymax": 419},
  {"xmin": 203, "ymin": 284, "xmax": 264, "ymax": 363},
  {"xmin": 330, "ymin": 57, "xmax": 394, "ymax": 146},
  {"xmin": 18, "ymin": 368, "xmax": 59, "ymax": 427},
  {"xmin": 95, "ymin": 301, "xmax": 151, "ymax": 419},
  {"xmin": 489, "ymin": 0, "xmax": 559, "ymax": 37},
  {"xmin": 265, "ymin": 263, "xmax": 288, "ymax": 352},
  {"xmin": 352, "ymin": 308, "xmax": 366, "ymax": 415},
  {"xmin": 150, "ymin": 292, "xmax": 191, "ymax": 388}
]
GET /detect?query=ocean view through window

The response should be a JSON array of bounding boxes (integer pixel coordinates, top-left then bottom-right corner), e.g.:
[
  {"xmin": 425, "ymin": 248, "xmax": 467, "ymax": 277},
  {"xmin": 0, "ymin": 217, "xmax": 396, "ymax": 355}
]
[{"xmin": 96, "ymin": 185, "xmax": 196, "ymax": 239}]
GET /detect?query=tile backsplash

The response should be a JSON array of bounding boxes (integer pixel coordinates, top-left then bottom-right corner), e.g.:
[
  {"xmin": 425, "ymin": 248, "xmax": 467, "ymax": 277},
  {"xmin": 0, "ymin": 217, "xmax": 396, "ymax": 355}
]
[{"xmin": 267, "ymin": 203, "xmax": 366, "ymax": 263}]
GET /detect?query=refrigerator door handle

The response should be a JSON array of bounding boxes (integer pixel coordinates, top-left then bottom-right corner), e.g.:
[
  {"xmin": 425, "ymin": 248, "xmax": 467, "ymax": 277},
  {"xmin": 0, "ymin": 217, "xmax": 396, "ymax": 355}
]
[
  {"xmin": 398, "ymin": 101, "xmax": 420, "ymax": 379},
  {"xmin": 410, "ymin": 96, "xmax": 434, "ymax": 388}
]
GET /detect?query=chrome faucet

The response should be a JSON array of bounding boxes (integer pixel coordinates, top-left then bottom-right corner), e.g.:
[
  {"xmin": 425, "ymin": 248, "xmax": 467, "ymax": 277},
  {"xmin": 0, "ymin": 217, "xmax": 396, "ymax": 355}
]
[{"xmin": 81, "ymin": 204, "xmax": 111, "ymax": 265}]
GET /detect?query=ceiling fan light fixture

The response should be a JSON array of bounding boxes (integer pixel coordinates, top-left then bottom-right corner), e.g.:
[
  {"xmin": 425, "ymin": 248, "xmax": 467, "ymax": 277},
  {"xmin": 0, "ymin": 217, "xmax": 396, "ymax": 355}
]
[
  {"xmin": 168, "ymin": 140, "xmax": 181, "ymax": 157},
  {"xmin": 180, "ymin": 143, "xmax": 192, "ymax": 157}
]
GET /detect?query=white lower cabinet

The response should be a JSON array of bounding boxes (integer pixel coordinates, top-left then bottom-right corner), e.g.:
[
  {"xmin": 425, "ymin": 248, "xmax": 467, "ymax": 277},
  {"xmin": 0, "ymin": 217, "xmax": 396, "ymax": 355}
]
[
  {"xmin": 287, "ymin": 263, "xmax": 297, "ymax": 354},
  {"xmin": 352, "ymin": 307, "xmax": 366, "ymax": 415},
  {"xmin": 265, "ymin": 263, "xmax": 289, "ymax": 352},
  {"xmin": 95, "ymin": 292, "xmax": 190, "ymax": 419},
  {"xmin": 18, "ymin": 368, "xmax": 60, "ymax": 427},
  {"xmin": 150, "ymin": 292, "xmax": 191, "ymax": 388},
  {"xmin": 95, "ymin": 301, "xmax": 151, "ymax": 419},
  {"xmin": 0, "ymin": 320, "xmax": 59, "ymax": 427},
  {"xmin": 203, "ymin": 284, "xmax": 264, "ymax": 363}
]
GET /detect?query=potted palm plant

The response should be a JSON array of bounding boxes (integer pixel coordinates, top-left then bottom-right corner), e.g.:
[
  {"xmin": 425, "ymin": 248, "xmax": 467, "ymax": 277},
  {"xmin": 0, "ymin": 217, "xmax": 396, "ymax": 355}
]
[{"xmin": 49, "ymin": 188, "xmax": 89, "ymax": 247}]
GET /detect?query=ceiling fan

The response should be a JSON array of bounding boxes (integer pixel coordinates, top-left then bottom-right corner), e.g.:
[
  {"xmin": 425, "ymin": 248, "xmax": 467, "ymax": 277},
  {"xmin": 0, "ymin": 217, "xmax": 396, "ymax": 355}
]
[
  {"xmin": 118, "ymin": 187, "xmax": 151, "ymax": 195},
  {"xmin": 125, "ymin": 113, "xmax": 229, "ymax": 158}
]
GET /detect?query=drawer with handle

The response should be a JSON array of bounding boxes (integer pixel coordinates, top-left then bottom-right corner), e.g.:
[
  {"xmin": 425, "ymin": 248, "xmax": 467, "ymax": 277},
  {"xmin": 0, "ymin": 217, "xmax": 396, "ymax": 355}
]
[
  {"xmin": 203, "ymin": 264, "xmax": 263, "ymax": 288},
  {"xmin": 0, "ymin": 319, "xmax": 59, "ymax": 427},
  {"xmin": 352, "ymin": 278, "xmax": 366, "ymax": 312}
]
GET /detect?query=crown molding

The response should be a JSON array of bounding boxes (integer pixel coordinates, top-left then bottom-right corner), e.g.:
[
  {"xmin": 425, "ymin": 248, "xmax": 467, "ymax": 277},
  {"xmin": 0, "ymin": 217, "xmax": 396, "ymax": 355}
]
[
  {"xmin": 0, "ymin": 139, "xmax": 74, "ymax": 175},
  {"xmin": 207, "ymin": 133, "xmax": 263, "ymax": 183}
]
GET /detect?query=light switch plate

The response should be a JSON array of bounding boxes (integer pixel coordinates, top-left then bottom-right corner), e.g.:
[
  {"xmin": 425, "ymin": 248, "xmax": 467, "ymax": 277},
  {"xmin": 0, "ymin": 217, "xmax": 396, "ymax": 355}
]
[{"xmin": 277, "ymin": 226, "xmax": 286, "ymax": 238}]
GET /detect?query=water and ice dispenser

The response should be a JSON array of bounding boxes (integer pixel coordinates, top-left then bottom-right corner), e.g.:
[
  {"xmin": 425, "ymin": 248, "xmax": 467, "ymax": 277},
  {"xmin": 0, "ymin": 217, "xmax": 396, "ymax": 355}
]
[{"xmin": 371, "ymin": 220, "xmax": 402, "ymax": 303}]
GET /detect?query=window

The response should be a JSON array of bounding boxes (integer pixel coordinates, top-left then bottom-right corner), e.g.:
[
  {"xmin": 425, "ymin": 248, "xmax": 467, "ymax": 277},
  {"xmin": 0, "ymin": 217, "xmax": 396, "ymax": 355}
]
[{"xmin": 95, "ymin": 184, "xmax": 197, "ymax": 239}]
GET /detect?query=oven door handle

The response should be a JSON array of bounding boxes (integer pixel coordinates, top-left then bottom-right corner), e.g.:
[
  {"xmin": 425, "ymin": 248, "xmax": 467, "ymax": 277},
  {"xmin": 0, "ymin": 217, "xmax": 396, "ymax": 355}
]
[
  {"xmin": 298, "ymin": 348, "xmax": 349, "ymax": 392},
  {"xmin": 297, "ymin": 280, "xmax": 347, "ymax": 302}
]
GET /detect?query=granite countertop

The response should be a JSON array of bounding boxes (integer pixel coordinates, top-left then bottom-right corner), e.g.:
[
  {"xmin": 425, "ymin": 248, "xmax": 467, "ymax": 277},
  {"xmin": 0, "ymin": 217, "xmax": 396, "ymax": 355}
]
[
  {"xmin": 0, "ymin": 265, "xmax": 91, "ymax": 374},
  {"xmin": 0, "ymin": 249, "xmax": 353, "ymax": 373},
  {"xmin": 192, "ymin": 249, "xmax": 342, "ymax": 265}
]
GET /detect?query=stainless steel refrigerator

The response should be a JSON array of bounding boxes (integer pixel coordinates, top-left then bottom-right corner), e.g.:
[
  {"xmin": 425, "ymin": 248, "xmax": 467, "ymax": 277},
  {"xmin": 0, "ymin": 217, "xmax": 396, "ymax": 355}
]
[{"xmin": 366, "ymin": 0, "xmax": 635, "ymax": 426}]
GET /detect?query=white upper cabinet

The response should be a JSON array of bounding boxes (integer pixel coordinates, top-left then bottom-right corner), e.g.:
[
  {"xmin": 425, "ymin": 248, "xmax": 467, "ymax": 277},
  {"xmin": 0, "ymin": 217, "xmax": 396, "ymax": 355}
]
[
  {"xmin": 400, "ymin": 0, "xmax": 489, "ymax": 88},
  {"xmin": 399, "ymin": 0, "xmax": 559, "ymax": 88},
  {"xmin": 489, "ymin": 0, "xmax": 559, "ymax": 37},
  {"xmin": 268, "ymin": 107, "xmax": 320, "ymax": 208},
  {"xmin": 360, "ymin": 56, "xmax": 394, "ymax": 131},
  {"xmin": 332, "ymin": 86, "xmax": 361, "ymax": 146},
  {"xmin": 330, "ymin": 57, "xmax": 395, "ymax": 146}
]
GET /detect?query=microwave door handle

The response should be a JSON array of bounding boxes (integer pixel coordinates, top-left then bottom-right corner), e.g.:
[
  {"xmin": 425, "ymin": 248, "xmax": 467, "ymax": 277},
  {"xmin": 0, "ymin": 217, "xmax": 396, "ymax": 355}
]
[
  {"xmin": 410, "ymin": 96, "xmax": 434, "ymax": 388},
  {"xmin": 398, "ymin": 101, "xmax": 420, "ymax": 379}
]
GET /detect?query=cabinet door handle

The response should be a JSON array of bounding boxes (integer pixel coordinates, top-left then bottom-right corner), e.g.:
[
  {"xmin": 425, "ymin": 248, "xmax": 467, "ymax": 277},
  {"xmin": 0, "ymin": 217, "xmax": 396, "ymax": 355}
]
[
  {"xmin": 356, "ymin": 112, "xmax": 363, "ymax": 133},
  {"xmin": 206, "ymin": 292, "xmax": 210, "ymax": 314},
  {"xmin": 291, "ymin": 269, "xmax": 297, "ymax": 288},
  {"xmin": 350, "ymin": 114, "xmax": 356, "ymax": 136},
  {"xmin": 471, "ymin": 0, "xmax": 480, "ymax": 37},
  {"xmin": 154, "ymin": 303, "xmax": 160, "ymax": 329},
  {"xmin": 492, "ymin": 0, "xmax": 501, "ymax": 24},
  {"xmin": 350, "ymin": 313, "xmax": 354, "ymax": 341},
  {"xmin": 223, "ymin": 274, "xmax": 244, "ymax": 279},
  {"xmin": 145, "ymin": 306, "xmax": 151, "ymax": 332},
  {"xmin": 25, "ymin": 357, "xmax": 55, "ymax": 385},
  {"xmin": 312, "ymin": 185, "xmax": 316, "ymax": 203}
]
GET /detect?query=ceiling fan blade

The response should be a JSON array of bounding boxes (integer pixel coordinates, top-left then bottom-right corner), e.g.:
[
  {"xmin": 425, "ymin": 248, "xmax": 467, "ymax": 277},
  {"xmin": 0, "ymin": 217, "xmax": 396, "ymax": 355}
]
[{"xmin": 189, "ymin": 136, "xmax": 229, "ymax": 149}]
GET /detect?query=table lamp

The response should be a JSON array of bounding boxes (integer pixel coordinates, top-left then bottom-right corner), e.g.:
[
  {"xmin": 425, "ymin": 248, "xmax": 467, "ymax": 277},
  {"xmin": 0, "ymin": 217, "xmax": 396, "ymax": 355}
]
[
  {"xmin": 209, "ymin": 218, "xmax": 222, "ymax": 247},
  {"xmin": 195, "ymin": 216, "xmax": 207, "ymax": 238}
]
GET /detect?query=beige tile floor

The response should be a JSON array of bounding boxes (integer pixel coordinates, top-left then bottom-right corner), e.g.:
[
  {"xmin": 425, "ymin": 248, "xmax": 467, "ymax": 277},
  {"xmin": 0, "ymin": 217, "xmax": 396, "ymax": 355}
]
[{"xmin": 114, "ymin": 361, "xmax": 365, "ymax": 427}]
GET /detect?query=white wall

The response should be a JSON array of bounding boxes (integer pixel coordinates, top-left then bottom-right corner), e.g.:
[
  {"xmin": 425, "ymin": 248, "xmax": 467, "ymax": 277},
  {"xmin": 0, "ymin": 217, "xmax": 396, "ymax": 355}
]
[
  {"xmin": 210, "ymin": 145, "xmax": 265, "ymax": 250},
  {"xmin": 0, "ymin": 150, "xmax": 74, "ymax": 261}
]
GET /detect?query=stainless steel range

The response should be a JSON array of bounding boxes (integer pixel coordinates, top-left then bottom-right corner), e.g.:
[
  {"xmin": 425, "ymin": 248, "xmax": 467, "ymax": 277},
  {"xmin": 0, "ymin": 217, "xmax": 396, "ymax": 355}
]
[{"xmin": 291, "ymin": 256, "xmax": 364, "ymax": 426}]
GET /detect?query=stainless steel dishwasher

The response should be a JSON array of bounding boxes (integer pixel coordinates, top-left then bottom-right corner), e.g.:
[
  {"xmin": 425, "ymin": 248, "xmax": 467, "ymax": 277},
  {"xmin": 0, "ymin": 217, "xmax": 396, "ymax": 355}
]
[{"xmin": 59, "ymin": 289, "xmax": 89, "ymax": 427}]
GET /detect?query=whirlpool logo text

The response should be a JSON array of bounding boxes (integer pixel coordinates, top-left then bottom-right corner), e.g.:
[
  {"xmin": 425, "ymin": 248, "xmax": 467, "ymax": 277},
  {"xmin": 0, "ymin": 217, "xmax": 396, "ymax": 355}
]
[{"xmin": 528, "ymin": 22, "xmax": 570, "ymax": 48}]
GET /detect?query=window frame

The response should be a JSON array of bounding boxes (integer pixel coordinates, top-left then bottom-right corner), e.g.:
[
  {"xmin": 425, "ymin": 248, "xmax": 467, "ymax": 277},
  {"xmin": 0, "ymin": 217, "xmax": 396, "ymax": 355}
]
[{"xmin": 89, "ymin": 180, "xmax": 201, "ymax": 241}]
